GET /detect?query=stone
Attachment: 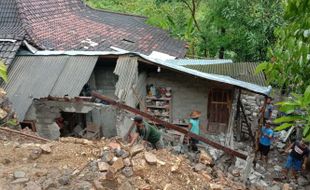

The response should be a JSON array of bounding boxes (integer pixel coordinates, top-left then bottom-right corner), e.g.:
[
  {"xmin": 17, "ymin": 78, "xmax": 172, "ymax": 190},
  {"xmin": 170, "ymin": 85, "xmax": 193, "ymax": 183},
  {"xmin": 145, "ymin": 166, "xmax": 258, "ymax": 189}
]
[
  {"xmin": 106, "ymin": 167, "xmax": 117, "ymax": 180},
  {"xmin": 282, "ymin": 183, "xmax": 292, "ymax": 190},
  {"xmin": 40, "ymin": 144, "xmax": 52, "ymax": 153},
  {"xmin": 144, "ymin": 152, "xmax": 157, "ymax": 165},
  {"xmin": 42, "ymin": 179, "xmax": 57, "ymax": 189},
  {"xmin": 119, "ymin": 181, "xmax": 134, "ymax": 190},
  {"xmin": 297, "ymin": 176, "xmax": 309, "ymax": 186},
  {"xmin": 58, "ymin": 175, "xmax": 70, "ymax": 185},
  {"xmin": 111, "ymin": 158, "xmax": 124, "ymax": 171},
  {"xmin": 132, "ymin": 158, "xmax": 147, "ymax": 174},
  {"xmin": 121, "ymin": 151, "xmax": 130, "ymax": 158},
  {"xmin": 108, "ymin": 142, "xmax": 121, "ymax": 150},
  {"xmin": 163, "ymin": 184, "xmax": 173, "ymax": 190},
  {"xmin": 199, "ymin": 150, "xmax": 213, "ymax": 165},
  {"xmin": 194, "ymin": 163, "xmax": 206, "ymax": 172},
  {"xmin": 123, "ymin": 158, "xmax": 132, "ymax": 167},
  {"xmin": 14, "ymin": 170, "xmax": 26, "ymax": 179},
  {"xmin": 11, "ymin": 178, "xmax": 29, "ymax": 184},
  {"xmin": 273, "ymin": 165, "xmax": 282, "ymax": 172},
  {"xmin": 93, "ymin": 179, "xmax": 104, "ymax": 190},
  {"xmin": 2, "ymin": 158, "xmax": 11, "ymax": 165},
  {"xmin": 201, "ymin": 171, "xmax": 212, "ymax": 182},
  {"xmin": 76, "ymin": 181, "xmax": 93, "ymax": 190},
  {"xmin": 25, "ymin": 181, "xmax": 41, "ymax": 190},
  {"xmin": 122, "ymin": 167, "xmax": 133, "ymax": 177},
  {"xmin": 270, "ymin": 185, "xmax": 281, "ymax": 190},
  {"xmin": 101, "ymin": 151, "xmax": 113, "ymax": 163},
  {"xmin": 231, "ymin": 169, "xmax": 240, "ymax": 177},
  {"xmin": 130, "ymin": 144, "xmax": 144, "ymax": 157},
  {"xmin": 114, "ymin": 148, "xmax": 126, "ymax": 157},
  {"xmin": 209, "ymin": 183, "xmax": 224, "ymax": 190},
  {"xmin": 98, "ymin": 162, "xmax": 110, "ymax": 172},
  {"xmin": 29, "ymin": 148, "xmax": 42, "ymax": 160}
]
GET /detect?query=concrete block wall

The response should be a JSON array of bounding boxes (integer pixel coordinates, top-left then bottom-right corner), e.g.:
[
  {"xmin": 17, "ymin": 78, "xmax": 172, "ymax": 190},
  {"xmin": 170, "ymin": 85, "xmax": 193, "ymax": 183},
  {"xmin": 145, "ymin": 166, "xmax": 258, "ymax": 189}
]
[{"xmin": 147, "ymin": 71, "xmax": 210, "ymax": 127}]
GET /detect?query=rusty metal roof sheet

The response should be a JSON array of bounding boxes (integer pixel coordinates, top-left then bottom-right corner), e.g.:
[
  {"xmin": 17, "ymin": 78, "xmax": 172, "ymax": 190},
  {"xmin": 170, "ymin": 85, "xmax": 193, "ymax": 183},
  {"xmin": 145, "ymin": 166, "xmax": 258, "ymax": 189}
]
[{"xmin": 3, "ymin": 55, "xmax": 98, "ymax": 120}]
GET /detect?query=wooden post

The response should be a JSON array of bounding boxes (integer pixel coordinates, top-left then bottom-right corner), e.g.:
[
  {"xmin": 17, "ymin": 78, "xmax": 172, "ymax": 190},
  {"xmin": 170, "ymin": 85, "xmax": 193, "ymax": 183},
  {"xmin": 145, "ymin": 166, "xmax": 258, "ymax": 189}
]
[
  {"xmin": 225, "ymin": 88, "xmax": 238, "ymax": 148},
  {"xmin": 255, "ymin": 96, "xmax": 267, "ymax": 151},
  {"xmin": 91, "ymin": 91, "xmax": 248, "ymax": 160}
]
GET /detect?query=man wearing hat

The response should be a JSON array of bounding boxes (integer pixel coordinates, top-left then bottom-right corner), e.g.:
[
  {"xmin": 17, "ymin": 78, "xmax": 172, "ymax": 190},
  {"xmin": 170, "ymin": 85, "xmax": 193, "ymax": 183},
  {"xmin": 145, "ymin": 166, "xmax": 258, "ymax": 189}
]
[
  {"xmin": 127, "ymin": 116, "xmax": 164, "ymax": 149},
  {"xmin": 188, "ymin": 111, "xmax": 202, "ymax": 152},
  {"xmin": 257, "ymin": 120, "xmax": 274, "ymax": 164},
  {"xmin": 282, "ymin": 138, "xmax": 309, "ymax": 180}
]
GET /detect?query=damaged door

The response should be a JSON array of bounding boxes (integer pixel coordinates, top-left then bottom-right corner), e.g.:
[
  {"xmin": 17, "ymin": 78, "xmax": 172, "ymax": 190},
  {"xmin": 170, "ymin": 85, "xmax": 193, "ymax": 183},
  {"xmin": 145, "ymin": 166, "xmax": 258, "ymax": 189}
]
[{"xmin": 207, "ymin": 88, "xmax": 233, "ymax": 134}]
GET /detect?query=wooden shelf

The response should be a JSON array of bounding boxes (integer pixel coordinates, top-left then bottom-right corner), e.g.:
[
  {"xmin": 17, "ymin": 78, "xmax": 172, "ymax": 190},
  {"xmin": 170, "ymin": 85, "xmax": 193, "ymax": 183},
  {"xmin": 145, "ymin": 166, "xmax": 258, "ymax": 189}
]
[
  {"xmin": 146, "ymin": 105, "xmax": 169, "ymax": 109},
  {"xmin": 146, "ymin": 96, "xmax": 171, "ymax": 101}
]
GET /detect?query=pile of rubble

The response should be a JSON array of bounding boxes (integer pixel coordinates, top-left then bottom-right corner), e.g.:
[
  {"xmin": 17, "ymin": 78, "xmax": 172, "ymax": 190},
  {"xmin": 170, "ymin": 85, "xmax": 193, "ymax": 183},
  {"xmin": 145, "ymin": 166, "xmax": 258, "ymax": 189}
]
[{"xmin": 0, "ymin": 131, "xmax": 248, "ymax": 190}]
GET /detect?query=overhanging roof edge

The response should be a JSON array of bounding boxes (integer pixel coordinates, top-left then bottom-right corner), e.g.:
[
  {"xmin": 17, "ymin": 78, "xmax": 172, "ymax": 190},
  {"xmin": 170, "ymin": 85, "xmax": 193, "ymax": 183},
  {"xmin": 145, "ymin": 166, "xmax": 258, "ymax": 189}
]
[{"xmin": 17, "ymin": 50, "xmax": 271, "ymax": 96}]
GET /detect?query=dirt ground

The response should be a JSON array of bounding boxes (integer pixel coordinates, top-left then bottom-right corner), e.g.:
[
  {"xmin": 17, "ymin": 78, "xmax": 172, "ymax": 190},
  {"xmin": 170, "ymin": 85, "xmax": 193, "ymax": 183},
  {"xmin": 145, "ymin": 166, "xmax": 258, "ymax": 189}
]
[{"xmin": 0, "ymin": 130, "xmax": 247, "ymax": 190}]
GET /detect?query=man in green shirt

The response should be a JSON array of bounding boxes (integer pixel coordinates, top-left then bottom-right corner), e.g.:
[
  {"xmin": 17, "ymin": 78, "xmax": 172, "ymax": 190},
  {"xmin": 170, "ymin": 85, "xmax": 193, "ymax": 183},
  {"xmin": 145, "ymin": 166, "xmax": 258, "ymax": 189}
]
[{"xmin": 127, "ymin": 116, "xmax": 164, "ymax": 149}]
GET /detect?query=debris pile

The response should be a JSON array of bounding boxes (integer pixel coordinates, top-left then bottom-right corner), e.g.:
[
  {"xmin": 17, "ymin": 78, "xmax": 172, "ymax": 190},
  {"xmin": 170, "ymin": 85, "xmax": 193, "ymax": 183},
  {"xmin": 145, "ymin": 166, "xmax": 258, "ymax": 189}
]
[{"xmin": 0, "ymin": 132, "xmax": 249, "ymax": 190}]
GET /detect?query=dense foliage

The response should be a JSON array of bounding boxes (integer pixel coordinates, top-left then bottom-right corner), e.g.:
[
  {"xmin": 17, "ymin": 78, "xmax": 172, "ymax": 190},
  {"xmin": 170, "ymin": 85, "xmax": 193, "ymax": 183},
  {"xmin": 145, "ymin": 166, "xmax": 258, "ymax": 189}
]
[
  {"xmin": 85, "ymin": 0, "xmax": 283, "ymax": 61},
  {"xmin": 264, "ymin": 0, "xmax": 310, "ymax": 141}
]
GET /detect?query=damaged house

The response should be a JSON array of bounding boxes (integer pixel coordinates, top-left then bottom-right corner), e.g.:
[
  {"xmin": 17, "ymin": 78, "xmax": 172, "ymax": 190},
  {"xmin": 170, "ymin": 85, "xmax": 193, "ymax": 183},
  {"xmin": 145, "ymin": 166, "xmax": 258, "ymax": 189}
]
[{"xmin": 0, "ymin": 0, "xmax": 271, "ymax": 146}]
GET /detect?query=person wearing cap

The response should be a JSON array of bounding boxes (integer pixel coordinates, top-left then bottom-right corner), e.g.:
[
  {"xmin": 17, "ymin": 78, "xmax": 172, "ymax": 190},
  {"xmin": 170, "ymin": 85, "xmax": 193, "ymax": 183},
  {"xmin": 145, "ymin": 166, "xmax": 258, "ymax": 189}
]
[
  {"xmin": 282, "ymin": 138, "xmax": 309, "ymax": 180},
  {"xmin": 257, "ymin": 120, "xmax": 274, "ymax": 164},
  {"xmin": 188, "ymin": 111, "xmax": 201, "ymax": 152},
  {"xmin": 127, "ymin": 116, "xmax": 164, "ymax": 149}
]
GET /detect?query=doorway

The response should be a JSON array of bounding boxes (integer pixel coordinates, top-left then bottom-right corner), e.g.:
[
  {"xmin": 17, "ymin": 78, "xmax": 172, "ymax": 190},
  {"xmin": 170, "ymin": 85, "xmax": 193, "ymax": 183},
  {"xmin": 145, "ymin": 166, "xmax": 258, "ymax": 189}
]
[{"xmin": 207, "ymin": 88, "xmax": 233, "ymax": 134}]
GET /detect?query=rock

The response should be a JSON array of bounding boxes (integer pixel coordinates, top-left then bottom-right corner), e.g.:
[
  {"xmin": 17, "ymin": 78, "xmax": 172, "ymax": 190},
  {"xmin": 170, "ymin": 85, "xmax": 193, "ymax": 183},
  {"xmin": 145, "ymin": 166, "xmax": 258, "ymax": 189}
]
[
  {"xmin": 119, "ymin": 181, "xmax": 134, "ymax": 190},
  {"xmin": 114, "ymin": 148, "xmax": 126, "ymax": 157},
  {"xmin": 194, "ymin": 163, "xmax": 206, "ymax": 172},
  {"xmin": 121, "ymin": 151, "xmax": 130, "ymax": 158},
  {"xmin": 282, "ymin": 183, "xmax": 292, "ymax": 190},
  {"xmin": 0, "ymin": 108, "xmax": 8, "ymax": 119},
  {"xmin": 2, "ymin": 158, "xmax": 11, "ymax": 165},
  {"xmin": 132, "ymin": 158, "xmax": 146, "ymax": 174},
  {"xmin": 14, "ymin": 170, "xmax": 26, "ymax": 179},
  {"xmin": 208, "ymin": 183, "xmax": 223, "ymax": 190},
  {"xmin": 201, "ymin": 171, "xmax": 212, "ymax": 182},
  {"xmin": 40, "ymin": 144, "xmax": 52, "ymax": 153},
  {"xmin": 144, "ymin": 152, "xmax": 157, "ymax": 165},
  {"xmin": 58, "ymin": 175, "xmax": 70, "ymax": 185},
  {"xmin": 297, "ymin": 176, "xmax": 309, "ymax": 186},
  {"xmin": 199, "ymin": 150, "xmax": 213, "ymax": 165},
  {"xmin": 130, "ymin": 144, "xmax": 144, "ymax": 157},
  {"xmin": 270, "ymin": 185, "xmax": 281, "ymax": 190},
  {"xmin": 231, "ymin": 169, "xmax": 240, "ymax": 177},
  {"xmin": 122, "ymin": 167, "xmax": 133, "ymax": 177},
  {"xmin": 106, "ymin": 167, "xmax": 117, "ymax": 180},
  {"xmin": 98, "ymin": 162, "xmax": 110, "ymax": 172},
  {"xmin": 108, "ymin": 142, "xmax": 121, "ymax": 150},
  {"xmin": 29, "ymin": 148, "xmax": 42, "ymax": 160},
  {"xmin": 101, "ymin": 151, "xmax": 113, "ymax": 163},
  {"xmin": 163, "ymin": 184, "xmax": 173, "ymax": 190},
  {"xmin": 273, "ymin": 165, "xmax": 282, "ymax": 172},
  {"xmin": 11, "ymin": 178, "xmax": 29, "ymax": 184},
  {"xmin": 42, "ymin": 179, "xmax": 57, "ymax": 189},
  {"xmin": 93, "ymin": 179, "xmax": 104, "ymax": 190},
  {"xmin": 245, "ymin": 110, "xmax": 251, "ymax": 115},
  {"xmin": 25, "ymin": 181, "xmax": 41, "ymax": 190},
  {"xmin": 111, "ymin": 158, "xmax": 124, "ymax": 171},
  {"xmin": 76, "ymin": 181, "xmax": 93, "ymax": 190},
  {"xmin": 157, "ymin": 159, "xmax": 166, "ymax": 166},
  {"xmin": 123, "ymin": 158, "xmax": 132, "ymax": 167}
]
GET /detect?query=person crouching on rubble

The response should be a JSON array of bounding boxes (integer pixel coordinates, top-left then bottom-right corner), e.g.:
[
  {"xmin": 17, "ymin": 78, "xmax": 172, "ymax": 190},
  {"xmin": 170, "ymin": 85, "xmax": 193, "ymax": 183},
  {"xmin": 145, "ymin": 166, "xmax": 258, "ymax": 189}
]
[
  {"xmin": 258, "ymin": 120, "xmax": 274, "ymax": 164},
  {"xmin": 126, "ymin": 116, "xmax": 164, "ymax": 150},
  {"xmin": 282, "ymin": 138, "xmax": 309, "ymax": 180},
  {"xmin": 188, "ymin": 111, "xmax": 202, "ymax": 152}
]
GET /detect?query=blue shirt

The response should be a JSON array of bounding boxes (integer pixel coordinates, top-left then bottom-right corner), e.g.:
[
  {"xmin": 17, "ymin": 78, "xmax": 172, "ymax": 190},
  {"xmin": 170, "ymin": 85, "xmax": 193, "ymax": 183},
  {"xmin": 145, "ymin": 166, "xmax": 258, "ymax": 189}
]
[
  {"xmin": 260, "ymin": 127, "xmax": 273, "ymax": 146},
  {"xmin": 264, "ymin": 104, "xmax": 273, "ymax": 119},
  {"xmin": 189, "ymin": 119, "xmax": 200, "ymax": 135}
]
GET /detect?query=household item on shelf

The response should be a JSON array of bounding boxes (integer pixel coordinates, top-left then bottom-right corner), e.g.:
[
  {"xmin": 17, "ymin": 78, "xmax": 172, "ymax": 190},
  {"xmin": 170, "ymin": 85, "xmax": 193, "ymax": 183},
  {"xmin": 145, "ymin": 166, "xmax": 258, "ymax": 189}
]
[{"xmin": 145, "ymin": 85, "xmax": 172, "ymax": 123}]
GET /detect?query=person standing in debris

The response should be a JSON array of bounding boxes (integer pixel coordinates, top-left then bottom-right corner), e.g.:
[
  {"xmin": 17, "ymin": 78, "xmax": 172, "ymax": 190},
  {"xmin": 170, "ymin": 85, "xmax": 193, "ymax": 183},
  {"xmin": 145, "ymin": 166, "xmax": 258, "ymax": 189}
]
[
  {"xmin": 188, "ymin": 111, "xmax": 201, "ymax": 152},
  {"xmin": 282, "ymin": 138, "xmax": 309, "ymax": 180},
  {"xmin": 257, "ymin": 120, "xmax": 273, "ymax": 164},
  {"xmin": 260, "ymin": 97, "xmax": 273, "ymax": 124},
  {"xmin": 127, "ymin": 116, "xmax": 164, "ymax": 149}
]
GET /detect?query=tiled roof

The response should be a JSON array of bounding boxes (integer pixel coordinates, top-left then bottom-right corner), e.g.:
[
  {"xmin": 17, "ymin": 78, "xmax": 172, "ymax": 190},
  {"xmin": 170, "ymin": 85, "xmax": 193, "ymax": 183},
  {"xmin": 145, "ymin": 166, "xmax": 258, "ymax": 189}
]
[
  {"xmin": 0, "ymin": 0, "xmax": 25, "ymax": 65},
  {"xmin": 185, "ymin": 62, "xmax": 267, "ymax": 86},
  {"xmin": 15, "ymin": 0, "xmax": 187, "ymax": 57}
]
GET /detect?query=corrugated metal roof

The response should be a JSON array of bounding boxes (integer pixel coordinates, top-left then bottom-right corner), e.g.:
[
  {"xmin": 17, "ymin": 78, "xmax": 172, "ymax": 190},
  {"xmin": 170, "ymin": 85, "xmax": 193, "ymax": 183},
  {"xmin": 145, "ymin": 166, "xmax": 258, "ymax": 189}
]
[
  {"xmin": 184, "ymin": 62, "xmax": 266, "ymax": 86},
  {"xmin": 3, "ymin": 55, "xmax": 98, "ymax": 120},
  {"xmin": 166, "ymin": 59, "xmax": 233, "ymax": 66},
  {"xmin": 18, "ymin": 50, "xmax": 272, "ymax": 95}
]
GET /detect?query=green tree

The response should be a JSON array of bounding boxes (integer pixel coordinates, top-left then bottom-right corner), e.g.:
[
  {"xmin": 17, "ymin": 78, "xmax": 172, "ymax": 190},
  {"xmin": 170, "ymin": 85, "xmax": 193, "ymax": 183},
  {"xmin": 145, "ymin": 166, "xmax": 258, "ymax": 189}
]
[
  {"xmin": 257, "ymin": 0, "xmax": 310, "ymax": 93},
  {"xmin": 0, "ymin": 59, "xmax": 7, "ymax": 82}
]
